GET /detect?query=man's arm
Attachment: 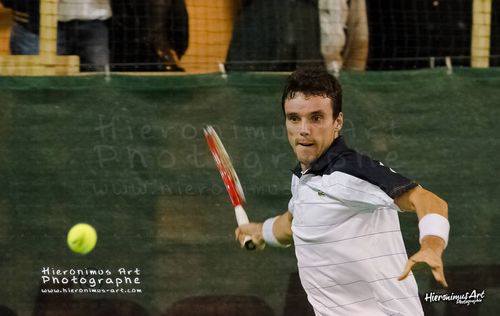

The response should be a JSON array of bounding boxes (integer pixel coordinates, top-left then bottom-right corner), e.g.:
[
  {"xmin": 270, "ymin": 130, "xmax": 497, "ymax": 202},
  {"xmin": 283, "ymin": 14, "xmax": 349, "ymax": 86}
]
[
  {"xmin": 235, "ymin": 211, "xmax": 293, "ymax": 250},
  {"xmin": 395, "ymin": 185, "xmax": 449, "ymax": 287}
]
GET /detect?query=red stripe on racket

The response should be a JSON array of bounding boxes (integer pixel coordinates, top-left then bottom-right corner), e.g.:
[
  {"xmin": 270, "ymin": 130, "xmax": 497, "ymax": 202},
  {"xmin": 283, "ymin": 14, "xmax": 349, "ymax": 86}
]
[{"xmin": 204, "ymin": 125, "xmax": 255, "ymax": 250}]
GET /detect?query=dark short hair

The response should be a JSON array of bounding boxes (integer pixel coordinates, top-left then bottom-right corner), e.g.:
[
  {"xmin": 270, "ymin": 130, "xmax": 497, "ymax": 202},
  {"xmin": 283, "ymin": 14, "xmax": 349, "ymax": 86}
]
[{"xmin": 281, "ymin": 67, "xmax": 342, "ymax": 118}]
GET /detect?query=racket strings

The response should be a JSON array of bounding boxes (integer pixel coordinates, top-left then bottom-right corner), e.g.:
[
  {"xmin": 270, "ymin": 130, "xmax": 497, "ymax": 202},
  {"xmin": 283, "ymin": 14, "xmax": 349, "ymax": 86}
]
[{"xmin": 204, "ymin": 126, "xmax": 246, "ymax": 204}]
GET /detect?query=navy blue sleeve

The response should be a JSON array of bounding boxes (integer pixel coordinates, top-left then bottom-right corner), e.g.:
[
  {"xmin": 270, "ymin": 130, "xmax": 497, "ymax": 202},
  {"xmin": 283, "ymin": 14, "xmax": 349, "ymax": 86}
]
[{"xmin": 336, "ymin": 152, "xmax": 418, "ymax": 199}]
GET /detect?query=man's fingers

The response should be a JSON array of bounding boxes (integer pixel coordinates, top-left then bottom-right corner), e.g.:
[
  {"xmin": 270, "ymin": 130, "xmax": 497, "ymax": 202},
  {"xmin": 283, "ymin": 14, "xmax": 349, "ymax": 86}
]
[
  {"xmin": 235, "ymin": 227, "xmax": 246, "ymax": 245},
  {"xmin": 422, "ymin": 250, "xmax": 448, "ymax": 287},
  {"xmin": 235, "ymin": 224, "xmax": 264, "ymax": 249},
  {"xmin": 398, "ymin": 258, "xmax": 415, "ymax": 281},
  {"xmin": 431, "ymin": 265, "xmax": 448, "ymax": 288},
  {"xmin": 399, "ymin": 251, "xmax": 448, "ymax": 288},
  {"xmin": 235, "ymin": 228, "xmax": 248, "ymax": 247},
  {"xmin": 251, "ymin": 235, "xmax": 266, "ymax": 250},
  {"xmin": 234, "ymin": 227, "xmax": 240, "ymax": 241}
]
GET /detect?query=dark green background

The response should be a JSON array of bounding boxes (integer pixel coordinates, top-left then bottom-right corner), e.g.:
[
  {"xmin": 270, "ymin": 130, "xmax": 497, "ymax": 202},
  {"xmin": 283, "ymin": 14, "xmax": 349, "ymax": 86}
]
[{"xmin": 0, "ymin": 69, "xmax": 499, "ymax": 315}]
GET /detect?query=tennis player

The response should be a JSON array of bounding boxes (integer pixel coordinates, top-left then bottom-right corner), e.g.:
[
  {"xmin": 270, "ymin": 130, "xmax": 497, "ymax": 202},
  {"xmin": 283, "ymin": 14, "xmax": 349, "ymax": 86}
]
[{"xmin": 235, "ymin": 68, "xmax": 449, "ymax": 315}]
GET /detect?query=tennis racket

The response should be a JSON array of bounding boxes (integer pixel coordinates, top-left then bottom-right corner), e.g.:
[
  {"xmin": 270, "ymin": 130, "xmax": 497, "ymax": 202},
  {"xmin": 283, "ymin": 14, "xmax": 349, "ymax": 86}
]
[{"xmin": 203, "ymin": 125, "xmax": 255, "ymax": 250}]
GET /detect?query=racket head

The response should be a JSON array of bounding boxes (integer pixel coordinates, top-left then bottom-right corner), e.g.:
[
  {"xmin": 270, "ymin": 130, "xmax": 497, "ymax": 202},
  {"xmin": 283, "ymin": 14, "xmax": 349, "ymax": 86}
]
[{"xmin": 204, "ymin": 125, "xmax": 246, "ymax": 206}]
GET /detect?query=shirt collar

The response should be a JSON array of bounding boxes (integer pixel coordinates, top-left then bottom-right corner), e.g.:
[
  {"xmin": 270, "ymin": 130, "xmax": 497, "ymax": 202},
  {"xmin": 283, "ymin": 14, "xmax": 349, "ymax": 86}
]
[{"xmin": 292, "ymin": 136, "xmax": 351, "ymax": 178}]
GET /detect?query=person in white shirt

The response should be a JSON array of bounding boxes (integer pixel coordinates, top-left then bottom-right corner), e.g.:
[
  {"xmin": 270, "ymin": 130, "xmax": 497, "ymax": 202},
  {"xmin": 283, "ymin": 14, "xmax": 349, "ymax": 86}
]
[
  {"xmin": 57, "ymin": 0, "xmax": 111, "ymax": 71},
  {"xmin": 235, "ymin": 67, "xmax": 450, "ymax": 315},
  {"xmin": 318, "ymin": 0, "xmax": 368, "ymax": 73}
]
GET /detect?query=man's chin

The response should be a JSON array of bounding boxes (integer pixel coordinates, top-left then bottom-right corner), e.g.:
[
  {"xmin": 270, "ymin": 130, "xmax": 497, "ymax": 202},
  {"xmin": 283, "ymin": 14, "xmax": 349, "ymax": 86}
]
[{"xmin": 296, "ymin": 156, "xmax": 315, "ymax": 170}]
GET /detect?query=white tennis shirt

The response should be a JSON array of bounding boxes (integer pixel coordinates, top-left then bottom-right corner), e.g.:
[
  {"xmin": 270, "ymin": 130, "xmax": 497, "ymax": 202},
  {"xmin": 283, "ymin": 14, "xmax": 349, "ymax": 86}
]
[
  {"xmin": 58, "ymin": 0, "xmax": 111, "ymax": 22},
  {"xmin": 288, "ymin": 136, "xmax": 424, "ymax": 316}
]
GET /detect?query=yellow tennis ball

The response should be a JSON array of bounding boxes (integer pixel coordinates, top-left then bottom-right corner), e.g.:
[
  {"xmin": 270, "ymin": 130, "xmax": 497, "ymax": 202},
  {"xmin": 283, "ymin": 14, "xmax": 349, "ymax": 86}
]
[{"xmin": 67, "ymin": 223, "xmax": 97, "ymax": 255}]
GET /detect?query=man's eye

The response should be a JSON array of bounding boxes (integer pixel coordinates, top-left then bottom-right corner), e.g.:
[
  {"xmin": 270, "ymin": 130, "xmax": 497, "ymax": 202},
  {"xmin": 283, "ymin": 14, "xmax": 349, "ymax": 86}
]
[
  {"xmin": 288, "ymin": 116, "xmax": 299, "ymax": 122},
  {"xmin": 312, "ymin": 115, "xmax": 322, "ymax": 122}
]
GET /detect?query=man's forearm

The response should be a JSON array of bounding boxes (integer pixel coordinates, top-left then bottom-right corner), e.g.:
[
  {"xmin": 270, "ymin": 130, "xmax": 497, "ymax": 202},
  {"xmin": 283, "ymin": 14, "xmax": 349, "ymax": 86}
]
[
  {"xmin": 273, "ymin": 211, "xmax": 293, "ymax": 245},
  {"xmin": 262, "ymin": 211, "xmax": 293, "ymax": 247},
  {"xmin": 396, "ymin": 186, "xmax": 449, "ymax": 248},
  {"xmin": 396, "ymin": 186, "xmax": 448, "ymax": 219}
]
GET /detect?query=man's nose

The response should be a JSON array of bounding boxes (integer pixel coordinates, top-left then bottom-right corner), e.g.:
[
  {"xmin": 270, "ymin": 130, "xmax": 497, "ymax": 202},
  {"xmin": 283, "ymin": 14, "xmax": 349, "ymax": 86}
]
[{"xmin": 299, "ymin": 121, "xmax": 310, "ymax": 136}]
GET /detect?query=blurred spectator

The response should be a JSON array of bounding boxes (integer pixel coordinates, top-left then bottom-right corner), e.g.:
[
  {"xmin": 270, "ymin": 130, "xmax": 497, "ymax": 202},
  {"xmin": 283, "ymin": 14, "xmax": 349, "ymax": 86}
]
[
  {"xmin": 57, "ymin": 0, "xmax": 111, "ymax": 71},
  {"xmin": 318, "ymin": 0, "xmax": 348, "ymax": 73},
  {"xmin": 225, "ymin": 0, "xmax": 324, "ymax": 71},
  {"xmin": 0, "ymin": 0, "xmax": 111, "ymax": 71},
  {"xmin": 318, "ymin": 0, "xmax": 368, "ymax": 72},
  {"xmin": 0, "ymin": 0, "xmax": 40, "ymax": 54},
  {"xmin": 492, "ymin": 0, "xmax": 499, "ymax": 67},
  {"xmin": 365, "ymin": 0, "xmax": 471, "ymax": 70},
  {"xmin": 110, "ymin": 0, "xmax": 188, "ymax": 72}
]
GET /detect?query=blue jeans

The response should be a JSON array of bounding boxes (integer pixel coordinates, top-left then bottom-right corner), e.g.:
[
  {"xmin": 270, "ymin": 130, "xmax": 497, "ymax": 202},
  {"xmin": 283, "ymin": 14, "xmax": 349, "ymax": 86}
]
[
  {"xmin": 10, "ymin": 20, "xmax": 109, "ymax": 71},
  {"xmin": 10, "ymin": 23, "xmax": 39, "ymax": 55}
]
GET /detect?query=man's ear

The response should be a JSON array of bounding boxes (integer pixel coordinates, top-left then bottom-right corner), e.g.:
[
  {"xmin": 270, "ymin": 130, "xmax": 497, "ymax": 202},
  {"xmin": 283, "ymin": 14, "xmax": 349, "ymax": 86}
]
[{"xmin": 334, "ymin": 112, "xmax": 344, "ymax": 131}]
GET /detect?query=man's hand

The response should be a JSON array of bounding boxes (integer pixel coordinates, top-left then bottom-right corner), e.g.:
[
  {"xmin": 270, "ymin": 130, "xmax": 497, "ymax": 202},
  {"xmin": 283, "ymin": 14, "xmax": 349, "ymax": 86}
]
[
  {"xmin": 235, "ymin": 223, "xmax": 266, "ymax": 250},
  {"xmin": 235, "ymin": 211, "xmax": 293, "ymax": 250},
  {"xmin": 398, "ymin": 235, "xmax": 448, "ymax": 287}
]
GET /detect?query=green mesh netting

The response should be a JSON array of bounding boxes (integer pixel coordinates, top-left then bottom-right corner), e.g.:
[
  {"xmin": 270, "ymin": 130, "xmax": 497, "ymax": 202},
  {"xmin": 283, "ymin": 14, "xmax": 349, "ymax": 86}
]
[{"xmin": 0, "ymin": 69, "xmax": 499, "ymax": 315}]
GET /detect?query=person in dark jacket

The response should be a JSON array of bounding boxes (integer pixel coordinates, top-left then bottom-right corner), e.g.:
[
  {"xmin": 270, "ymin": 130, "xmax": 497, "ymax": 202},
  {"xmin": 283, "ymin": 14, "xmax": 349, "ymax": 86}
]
[
  {"xmin": 109, "ymin": 0, "xmax": 189, "ymax": 71},
  {"xmin": 225, "ymin": 0, "xmax": 323, "ymax": 71}
]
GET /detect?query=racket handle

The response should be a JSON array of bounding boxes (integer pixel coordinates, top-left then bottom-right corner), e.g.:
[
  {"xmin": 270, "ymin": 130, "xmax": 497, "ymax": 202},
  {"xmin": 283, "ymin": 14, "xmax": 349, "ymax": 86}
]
[
  {"xmin": 234, "ymin": 205, "xmax": 249, "ymax": 225},
  {"xmin": 235, "ymin": 205, "xmax": 256, "ymax": 251}
]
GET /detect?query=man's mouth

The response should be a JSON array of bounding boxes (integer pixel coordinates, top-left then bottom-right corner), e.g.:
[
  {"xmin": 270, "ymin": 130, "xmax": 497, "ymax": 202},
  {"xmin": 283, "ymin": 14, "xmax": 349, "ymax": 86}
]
[{"xmin": 297, "ymin": 141, "xmax": 314, "ymax": 147}]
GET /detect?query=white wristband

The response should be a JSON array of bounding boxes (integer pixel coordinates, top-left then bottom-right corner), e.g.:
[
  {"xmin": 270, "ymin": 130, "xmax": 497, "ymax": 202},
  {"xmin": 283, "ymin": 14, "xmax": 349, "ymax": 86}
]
[
  {"xmin": 262, "ymin": 216, "xmax": 290, "ymax": 248},
  {"xmin": 418, "ymin": 213, "xmax": 450, "ymax": 248}
]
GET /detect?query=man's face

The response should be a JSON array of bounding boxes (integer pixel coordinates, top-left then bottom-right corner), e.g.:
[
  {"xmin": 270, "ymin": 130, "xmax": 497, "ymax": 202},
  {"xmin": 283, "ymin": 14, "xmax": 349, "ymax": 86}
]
[{"xmin": 284, "ymin": 92, "xmax": 342, "ymax": 171}]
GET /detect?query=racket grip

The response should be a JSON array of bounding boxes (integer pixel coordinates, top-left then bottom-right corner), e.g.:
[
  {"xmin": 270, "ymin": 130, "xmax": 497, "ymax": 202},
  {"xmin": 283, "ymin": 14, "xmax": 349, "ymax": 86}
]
[
  {"xmin": 234, "ymin": 205, "xmax": 249, "ymax": 225},
  {"xmin": 235, "ymin": 205, "xmax": 255, "ymax": 251}
]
